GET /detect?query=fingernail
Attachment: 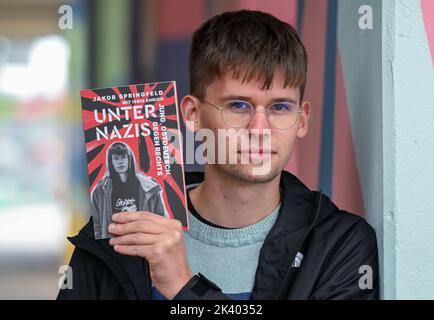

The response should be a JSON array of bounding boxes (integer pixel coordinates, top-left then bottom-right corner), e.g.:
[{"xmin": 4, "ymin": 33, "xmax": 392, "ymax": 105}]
[
  {"xmin": 112, "ymin": 213, "xmax": 119, "ymax": 219},
  {"xmin": 108, "ymin": 223, "xmax": 115, "ymax": 231}
]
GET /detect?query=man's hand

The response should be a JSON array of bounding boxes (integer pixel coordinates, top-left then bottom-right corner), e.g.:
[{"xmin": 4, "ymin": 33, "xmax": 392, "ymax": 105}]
[{"xmin": 108, "ymin": 211, "xmax": 193, "ymax": 299}]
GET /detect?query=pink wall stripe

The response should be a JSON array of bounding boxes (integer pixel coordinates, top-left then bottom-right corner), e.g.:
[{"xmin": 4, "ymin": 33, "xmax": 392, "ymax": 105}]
[
  {"xmin": 158, "ymin": 0, "xmax": 205, "ymax": 39},
  {"xmin": 421, "ymin": 0, "xmax": 434, "ymax": 67},
  {"xmin": 236, "ymin": 0, "xmax": 297, "ymax": 26}
]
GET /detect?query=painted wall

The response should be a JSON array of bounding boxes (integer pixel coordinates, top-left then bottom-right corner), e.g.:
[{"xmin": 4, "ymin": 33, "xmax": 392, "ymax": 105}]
[{"xmin": 382, "ymin": 0, "xmax": 434, "ymax": 299}]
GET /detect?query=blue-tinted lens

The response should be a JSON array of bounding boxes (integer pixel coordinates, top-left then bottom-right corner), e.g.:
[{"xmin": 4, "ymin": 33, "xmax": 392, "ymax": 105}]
[
  {"xmin": 227, "ymin": 100, "xmax": 252, "ymax": 113},
  {"xmin": 269, "ymin": 102, "xmax": 296, "ymax": 113}
]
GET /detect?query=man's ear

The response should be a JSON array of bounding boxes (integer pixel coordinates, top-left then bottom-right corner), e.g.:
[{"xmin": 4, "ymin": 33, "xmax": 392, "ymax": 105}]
[
  {"xmin": 180, "ymin": 95, "xmax": 201, "ymax": 132},
  {"xmin": 296, "ymin": 101, "xmax": 311, "ymax": 138}
]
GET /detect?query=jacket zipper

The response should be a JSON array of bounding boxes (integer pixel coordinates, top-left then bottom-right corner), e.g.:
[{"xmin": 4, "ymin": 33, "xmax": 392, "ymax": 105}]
[{"xmin": 274, "ymin": 191, "xmax": 323, "ymax": 299}]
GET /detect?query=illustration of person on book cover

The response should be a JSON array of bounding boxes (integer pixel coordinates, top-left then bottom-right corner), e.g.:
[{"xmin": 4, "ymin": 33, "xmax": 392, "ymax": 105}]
[{"xmin": 90, "ymin": 141, "xmax": 168, "ymax": 239}]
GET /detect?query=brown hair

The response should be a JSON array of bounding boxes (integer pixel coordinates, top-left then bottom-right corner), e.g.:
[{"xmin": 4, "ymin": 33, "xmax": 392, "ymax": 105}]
[{"xmin": 189, "ymin": 10, "xmax": 308, "ymax": 101}]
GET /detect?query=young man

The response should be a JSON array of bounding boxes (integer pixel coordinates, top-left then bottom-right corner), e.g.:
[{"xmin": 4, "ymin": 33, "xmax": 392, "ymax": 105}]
[
  {"xmin": 90, "ymin": 142, "xmax": 167, "ymax": 239},
  {"xmin": 58, "ymin": 10, "xmax": 378, "ymax": 300}
]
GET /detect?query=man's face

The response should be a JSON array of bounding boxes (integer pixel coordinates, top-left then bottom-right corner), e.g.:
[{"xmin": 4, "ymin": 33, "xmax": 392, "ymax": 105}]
[
  {"xmin": 112, "ymin": 153, "xmax": 129, "ymax": 174},
  {"xmin": 196, "ymin": 69, "xmax": 310, "ymax": 183}
]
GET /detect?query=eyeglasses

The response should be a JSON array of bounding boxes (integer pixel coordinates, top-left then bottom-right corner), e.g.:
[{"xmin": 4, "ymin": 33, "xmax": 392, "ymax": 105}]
[{"xmin": 196, "ymin": 97, "xmax": 302, "ymax": 130}]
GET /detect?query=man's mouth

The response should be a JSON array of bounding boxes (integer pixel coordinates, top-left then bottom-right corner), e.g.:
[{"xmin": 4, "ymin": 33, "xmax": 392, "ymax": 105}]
[
  {"xmin": 238, "ymin": 148, "xmax": 275, "ymax": 154},
  {"xmin": 237, "ymin": 149, "xmax": 276, "ymax": 161}
]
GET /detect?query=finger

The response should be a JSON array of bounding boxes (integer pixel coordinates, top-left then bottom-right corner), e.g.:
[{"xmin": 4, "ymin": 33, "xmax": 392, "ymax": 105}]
[
  {"xmin": 108, "ymin": 219, "xmax": 168, "ymax": 236},
  {"xmin": 112, "ymin": 211, "xmax": 173, "ymax": 226},
  {"xmin": 109, "ymin": 233, "xmax": 164, "ymax": 246}
]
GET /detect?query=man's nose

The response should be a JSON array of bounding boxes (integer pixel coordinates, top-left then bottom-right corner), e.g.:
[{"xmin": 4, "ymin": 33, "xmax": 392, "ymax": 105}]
[{"xmin": 248, "ymin": 106, "xmax": 271, "ymax": 130}]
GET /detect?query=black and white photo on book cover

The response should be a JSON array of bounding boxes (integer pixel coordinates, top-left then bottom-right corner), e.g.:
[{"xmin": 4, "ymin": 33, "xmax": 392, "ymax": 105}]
[{"xmin": 80, "ymin": 81, "xmax": 188, "ymax": 239}]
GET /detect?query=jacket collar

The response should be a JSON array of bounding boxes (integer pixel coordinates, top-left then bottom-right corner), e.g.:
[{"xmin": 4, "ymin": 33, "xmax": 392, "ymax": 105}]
[
  {"xmin": 252, "ymin": 171, "xmax": 325, "ymax": 299},
  {"xmin": 187, "ymin": 170, "xmax": 337, "ymax": 299}
]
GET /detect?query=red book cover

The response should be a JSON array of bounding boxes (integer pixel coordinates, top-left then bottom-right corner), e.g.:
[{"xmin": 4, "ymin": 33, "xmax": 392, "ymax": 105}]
[{"xmin": 80, "ymin": 81, "xmax": 188, "ymax": 239}]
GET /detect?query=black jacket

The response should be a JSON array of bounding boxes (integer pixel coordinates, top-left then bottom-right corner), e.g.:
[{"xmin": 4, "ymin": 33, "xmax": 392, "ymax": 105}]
[{"xmin": 57, "ymin": 170, "xmax": 379, "ymax": 300}]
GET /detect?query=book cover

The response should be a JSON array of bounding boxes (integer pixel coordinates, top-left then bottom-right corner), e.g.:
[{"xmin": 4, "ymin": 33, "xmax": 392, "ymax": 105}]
[{"xmin": 80, "ymin": 81, "xmax": 188, "ymax": 239}]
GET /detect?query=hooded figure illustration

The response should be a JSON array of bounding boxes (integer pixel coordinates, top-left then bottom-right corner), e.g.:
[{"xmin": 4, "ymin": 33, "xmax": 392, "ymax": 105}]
[{"xmin": 90, "ymin": 141, "xmax": 168, "ymax": 239}]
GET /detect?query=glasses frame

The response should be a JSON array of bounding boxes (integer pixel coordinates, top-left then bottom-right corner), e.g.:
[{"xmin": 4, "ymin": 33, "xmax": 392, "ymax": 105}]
[{"xmin": 196, "ymin": 97, "xmax": 303, "ymax": 130}]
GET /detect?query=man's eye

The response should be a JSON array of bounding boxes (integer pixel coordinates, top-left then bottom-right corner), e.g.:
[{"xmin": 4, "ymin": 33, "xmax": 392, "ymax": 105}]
[
  {"xmin": 270, "ymin": 103, "xmax": 293, "ymax": 112},
  {"xmin": 229, "ymin": 101, "xmax": 251, "ymax": 112}
]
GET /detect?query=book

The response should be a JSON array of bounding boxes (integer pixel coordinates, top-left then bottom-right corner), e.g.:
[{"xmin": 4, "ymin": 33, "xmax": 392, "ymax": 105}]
[{"xmin": 80, "ymin": 81, "xmax": 188, "ymax": 239}]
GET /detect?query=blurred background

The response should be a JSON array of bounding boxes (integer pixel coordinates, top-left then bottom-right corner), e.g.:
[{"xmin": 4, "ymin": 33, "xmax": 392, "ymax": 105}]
[{"xmin": 0, "ymin": 0, "xmax": 433, "ymax": 299}]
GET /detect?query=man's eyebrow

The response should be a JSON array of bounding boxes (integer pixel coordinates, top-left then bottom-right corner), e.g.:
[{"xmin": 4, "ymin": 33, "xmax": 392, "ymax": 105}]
[
  {"xmin": 219, "ymin": 95, "xmax": 298, "ymax": 104},
  {"xmin": 219, "ymin": 95, "xmax": 253, "ymax": 102},
  {"xmin": 269, "ymin": 97, "xmax": 298, "ymax": 104}
]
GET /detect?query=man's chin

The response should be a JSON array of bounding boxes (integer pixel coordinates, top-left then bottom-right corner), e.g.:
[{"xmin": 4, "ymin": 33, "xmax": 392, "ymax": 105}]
[{"xmin": 217, "ymin": 163, "xmax": 281, "ymax": 184}]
